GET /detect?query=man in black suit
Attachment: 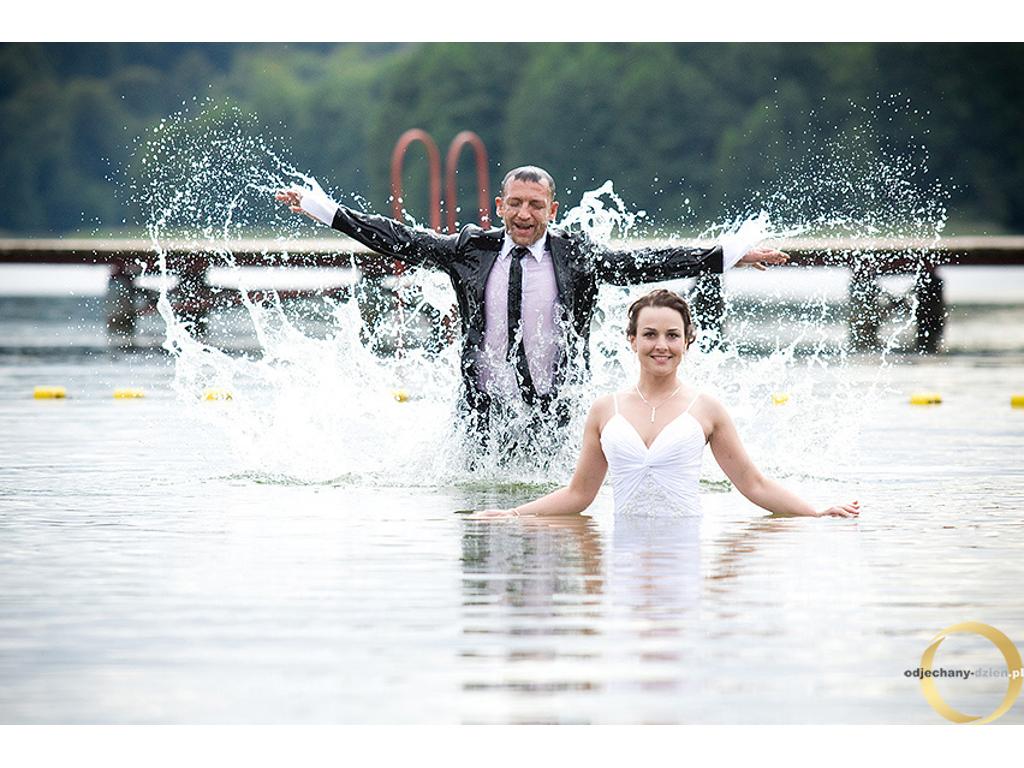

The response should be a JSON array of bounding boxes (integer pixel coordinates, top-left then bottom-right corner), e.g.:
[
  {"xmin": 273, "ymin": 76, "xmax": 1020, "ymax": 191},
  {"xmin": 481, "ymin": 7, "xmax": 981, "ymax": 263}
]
[{"xmin": 276, "ymin": 166, "xmax": 785, "ymax": 451}]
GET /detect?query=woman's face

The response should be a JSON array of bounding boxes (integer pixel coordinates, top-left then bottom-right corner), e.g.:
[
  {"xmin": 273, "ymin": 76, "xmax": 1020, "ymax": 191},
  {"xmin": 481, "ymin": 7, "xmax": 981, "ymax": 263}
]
[{"xmin": 629, "ymin": 305, "xmax": 689, "ymax": 375}]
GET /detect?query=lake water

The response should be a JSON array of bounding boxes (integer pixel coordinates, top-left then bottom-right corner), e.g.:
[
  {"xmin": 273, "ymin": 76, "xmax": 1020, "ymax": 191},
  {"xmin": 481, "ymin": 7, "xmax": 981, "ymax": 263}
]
[{"xmin": 1, "ymin": 277, "xmax": 1023, "ymax": 724}]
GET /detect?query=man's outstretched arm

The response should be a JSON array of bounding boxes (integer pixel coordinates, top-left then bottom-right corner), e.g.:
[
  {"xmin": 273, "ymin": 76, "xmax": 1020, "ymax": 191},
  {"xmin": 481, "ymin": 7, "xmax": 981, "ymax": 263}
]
[
  {"xmin": 275, "ymin": 184, "xmax": 460, "ymax": 274},
  {"xmin": 594, "ymin": 235, "xmax": 788, "ymax": 286}
]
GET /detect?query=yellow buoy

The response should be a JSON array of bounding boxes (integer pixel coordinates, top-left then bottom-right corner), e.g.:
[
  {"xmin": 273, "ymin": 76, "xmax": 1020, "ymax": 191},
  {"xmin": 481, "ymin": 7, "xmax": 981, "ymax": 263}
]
[
  {"xmin": 33, "ymin": 386, "xmax": 67, "ymax": 399},
  {"xmin": 910, "ymin": 392, "xmax": 942, "ymax": 405},
  {"xmin": 392, "ymin": 389, "xmax": 409, "ymax": 403},
  {"xmin": 113, "ymin": 388, "xmax": 145, "ymax": 399},
  {"xmin": 1011, "ymin": 394, "xmax": 1024, "ymax": 409},
  {"xmin": 771, "ymin": 392, "xmax": 789, "ymax": 405},
  {"xmin": 203, "ymin": 389, "xmax": 233, "ymax": 401}
]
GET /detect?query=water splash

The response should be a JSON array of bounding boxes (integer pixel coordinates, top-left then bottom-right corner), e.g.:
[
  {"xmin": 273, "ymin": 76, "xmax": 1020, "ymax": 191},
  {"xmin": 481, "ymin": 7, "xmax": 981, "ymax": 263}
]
[
  {"xmin": 133, "ymin": 95, "xmax": 948, "ymax": 488},
  {"xmin": 558, "ymin": 180, "xmax": 643, "ymax": 242}
]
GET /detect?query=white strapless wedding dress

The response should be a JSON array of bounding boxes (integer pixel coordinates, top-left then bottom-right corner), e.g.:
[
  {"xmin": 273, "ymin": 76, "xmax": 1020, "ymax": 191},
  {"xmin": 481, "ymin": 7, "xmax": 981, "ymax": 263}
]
[{"xmin": 599, "ymin": 393, "xmax": 706, "ymax": 517}]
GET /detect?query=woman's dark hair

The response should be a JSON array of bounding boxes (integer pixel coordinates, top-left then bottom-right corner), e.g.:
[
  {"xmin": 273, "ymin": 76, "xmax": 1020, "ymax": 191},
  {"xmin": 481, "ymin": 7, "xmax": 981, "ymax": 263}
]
[{"xmin": 626, "ymin": 289, "xmax": 697, "ymax": 348}]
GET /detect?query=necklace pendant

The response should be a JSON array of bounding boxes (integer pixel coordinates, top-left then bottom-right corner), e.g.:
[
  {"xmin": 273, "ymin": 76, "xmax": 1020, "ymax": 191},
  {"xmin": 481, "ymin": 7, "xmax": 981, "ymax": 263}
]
[{"xmin": 650, "ymin": 408, "xmax": 656, "ymax": 423}]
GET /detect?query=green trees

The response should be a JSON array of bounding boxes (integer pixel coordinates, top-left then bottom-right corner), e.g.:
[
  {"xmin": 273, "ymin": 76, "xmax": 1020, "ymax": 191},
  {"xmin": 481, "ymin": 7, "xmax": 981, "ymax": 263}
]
[{"xmin": 0, "ymin": 42, "xmax": 1020, "ymax": 236}]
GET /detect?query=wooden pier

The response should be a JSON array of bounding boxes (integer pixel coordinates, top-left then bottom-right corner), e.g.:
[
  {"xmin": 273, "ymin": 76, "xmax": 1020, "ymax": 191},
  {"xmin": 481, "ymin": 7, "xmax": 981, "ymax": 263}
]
[{"xmin": 2, "ymin": 235, "xmax": 1023, "ymax": 352}]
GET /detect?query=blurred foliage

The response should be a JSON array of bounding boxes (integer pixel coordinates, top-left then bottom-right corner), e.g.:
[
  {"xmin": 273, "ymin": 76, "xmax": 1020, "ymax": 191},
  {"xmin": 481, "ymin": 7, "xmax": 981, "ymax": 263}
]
[{"xmin": 0, "ymin": 42, "xmax": 1021, "ymax": 235}]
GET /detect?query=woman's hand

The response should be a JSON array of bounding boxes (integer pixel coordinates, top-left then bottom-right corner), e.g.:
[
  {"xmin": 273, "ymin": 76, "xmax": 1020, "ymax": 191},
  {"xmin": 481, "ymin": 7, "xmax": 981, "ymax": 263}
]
[
  {"xmin": 466, "ymin": 508, "xmax": 521, "ymax": 520},
  {"xmin": 816, "ymin": 501, "xmax": 861, "ymax": 518}
]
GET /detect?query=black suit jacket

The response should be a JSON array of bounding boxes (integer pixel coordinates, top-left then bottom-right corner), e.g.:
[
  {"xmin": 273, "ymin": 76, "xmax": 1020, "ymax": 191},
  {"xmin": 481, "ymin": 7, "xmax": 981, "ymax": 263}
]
[{"xmin": 331, "ymin": 205, "xmax": 723, "ymax": 407}]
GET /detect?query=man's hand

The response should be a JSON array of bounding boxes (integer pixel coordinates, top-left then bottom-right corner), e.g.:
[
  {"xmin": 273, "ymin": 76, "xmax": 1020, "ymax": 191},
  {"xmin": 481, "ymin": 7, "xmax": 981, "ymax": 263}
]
[
  {"xmin": 739, "ymin": 247, "xmax": 789, "ymax": 271},
  {"xmin": 274, "ymin": 188, "xmax": 316, "ymax": 220},
  {"xmin": 276, "ymin": 182, "xmax": 341, "ymax": 227}
]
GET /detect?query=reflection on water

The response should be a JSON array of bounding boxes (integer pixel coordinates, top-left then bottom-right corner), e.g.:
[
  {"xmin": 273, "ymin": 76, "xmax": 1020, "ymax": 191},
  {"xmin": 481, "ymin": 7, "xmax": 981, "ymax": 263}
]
[
  {"xmin": 460, "ymin": 514, "xmax": 707, "ymax": 724},
  {"xmin": 459, "ymin": 516, "xmax": 604, "ymax": 722},
  {"xmin": 454, "ymin": 511, "xmax": 881, "ymax": 725}
]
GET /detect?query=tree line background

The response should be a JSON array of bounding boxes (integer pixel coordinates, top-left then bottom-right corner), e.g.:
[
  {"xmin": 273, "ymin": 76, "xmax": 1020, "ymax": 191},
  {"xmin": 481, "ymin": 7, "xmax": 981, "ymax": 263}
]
[{"xmin": 1, "ymin": 42, "xmax": 1022, "ymax": 236}]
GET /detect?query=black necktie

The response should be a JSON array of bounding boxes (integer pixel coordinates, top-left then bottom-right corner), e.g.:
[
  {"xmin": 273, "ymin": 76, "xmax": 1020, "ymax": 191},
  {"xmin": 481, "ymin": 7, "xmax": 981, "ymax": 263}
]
[{"xmin": 507, "ymin": 246, "xmax": 536, "ymax": 400}]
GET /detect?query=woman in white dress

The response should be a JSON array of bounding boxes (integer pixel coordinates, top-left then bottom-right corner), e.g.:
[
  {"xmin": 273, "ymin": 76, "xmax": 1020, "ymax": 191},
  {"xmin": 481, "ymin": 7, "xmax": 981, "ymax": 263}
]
[{"xmin": 472, "ymin": 289, "xmax": 860, "ymax": 520}]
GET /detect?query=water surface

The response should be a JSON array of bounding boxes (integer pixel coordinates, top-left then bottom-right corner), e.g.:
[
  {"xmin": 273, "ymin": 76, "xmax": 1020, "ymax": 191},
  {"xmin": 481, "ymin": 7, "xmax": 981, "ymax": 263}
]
[{"xmin": 1, "ymin": 294, "xmax": 1023, "ymax": 724}]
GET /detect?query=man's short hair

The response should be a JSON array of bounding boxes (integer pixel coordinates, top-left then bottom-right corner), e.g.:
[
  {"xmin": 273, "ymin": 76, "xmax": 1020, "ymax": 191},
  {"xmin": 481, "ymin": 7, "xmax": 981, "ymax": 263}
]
[{"xmin": 501, "ymin": 166, "xmax": 556, "ymax": 200}]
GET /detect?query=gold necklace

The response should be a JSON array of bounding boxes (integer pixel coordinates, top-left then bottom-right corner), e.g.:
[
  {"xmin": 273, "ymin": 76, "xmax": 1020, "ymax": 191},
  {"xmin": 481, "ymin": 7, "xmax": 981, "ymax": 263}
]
[{"xmin": 635, "ymin": 383, "xmax": 681, "ymax": 423}]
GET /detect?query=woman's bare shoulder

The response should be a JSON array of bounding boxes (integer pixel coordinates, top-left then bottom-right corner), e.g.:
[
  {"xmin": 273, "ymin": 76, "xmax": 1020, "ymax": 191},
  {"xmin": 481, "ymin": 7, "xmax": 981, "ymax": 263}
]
[
  {"xmin": 693, "ymin": 390, "xmax": 726, "ymax": 412},
  {"xmin": 690, "ymin": 390, "xmax": 731, "ymax": 434},
  {"xmin": 587, "ymin": 393, "xmax": 618, "ymax": 426}
]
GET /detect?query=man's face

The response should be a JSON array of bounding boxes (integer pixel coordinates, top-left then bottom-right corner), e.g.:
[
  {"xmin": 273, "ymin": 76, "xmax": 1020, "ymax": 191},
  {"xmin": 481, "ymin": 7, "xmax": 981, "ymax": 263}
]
[{"xmin": 495, "ymin": 178, "xmax": 559, "ymax": 247}]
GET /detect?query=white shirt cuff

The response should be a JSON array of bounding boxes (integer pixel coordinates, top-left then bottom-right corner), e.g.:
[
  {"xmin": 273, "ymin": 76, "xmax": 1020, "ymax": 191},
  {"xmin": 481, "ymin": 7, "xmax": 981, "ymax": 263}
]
[
  {"xmin": 295, "ymin": 181, "xmax": 340, "ymax": 227},
  {"xmin": 719, "ymin": 232, "xmax": 759, "ymax": 271}
]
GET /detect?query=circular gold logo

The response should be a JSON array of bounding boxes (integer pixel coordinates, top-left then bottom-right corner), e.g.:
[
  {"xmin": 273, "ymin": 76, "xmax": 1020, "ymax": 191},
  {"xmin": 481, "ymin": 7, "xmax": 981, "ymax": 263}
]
[{"xmin": 919, "ymin": 621, "xmax": 1023, "ymax": 724}]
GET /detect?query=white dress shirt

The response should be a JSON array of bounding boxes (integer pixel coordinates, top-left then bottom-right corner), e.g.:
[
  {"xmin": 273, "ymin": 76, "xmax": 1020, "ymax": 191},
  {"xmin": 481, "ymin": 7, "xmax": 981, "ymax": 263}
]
[{"xmin": 477, "ymin": 235, "xmax": 561, "ymax": 398}]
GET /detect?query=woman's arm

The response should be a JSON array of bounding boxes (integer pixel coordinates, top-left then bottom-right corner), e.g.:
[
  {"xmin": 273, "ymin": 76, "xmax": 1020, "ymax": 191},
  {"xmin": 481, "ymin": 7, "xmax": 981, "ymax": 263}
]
[
  {"xmin": 707, "ymin": 397, "xmax": 860, "ymax": 518},
  {"xmin": 471, "ymin": 398, "xmax": 610, "ymax": 519}
]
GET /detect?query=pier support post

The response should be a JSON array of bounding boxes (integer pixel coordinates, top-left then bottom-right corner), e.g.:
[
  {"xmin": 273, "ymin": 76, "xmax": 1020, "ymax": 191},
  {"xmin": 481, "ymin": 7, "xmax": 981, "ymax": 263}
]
[
  {"xmin": 691, "ymin": 272, "xmax": 725, "ymax": 349},
  {"xmin": 848, "ymin": 261, "xmax": 881, "ymax": 351},
  {"xmin": 914, "ymin": 263, "xmax": 945, "ymax": 354},
  {"xmin": 105, "ymin": 259, "xmax": 142, "ymax": 338},
  {"xmin": 171, "ymin": 256, "xmax": 213, "ymax": 335}
]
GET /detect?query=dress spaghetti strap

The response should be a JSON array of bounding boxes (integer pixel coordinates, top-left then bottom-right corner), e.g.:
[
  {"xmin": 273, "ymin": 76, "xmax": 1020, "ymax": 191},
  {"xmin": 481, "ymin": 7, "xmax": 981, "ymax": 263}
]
[
  {"xmin": 613, "ymin": 392, "xmax": 619, "ymax": 414},
  {"xmin": 683, "ymin": 391, "xmax": 701, "ymax": 414}
]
